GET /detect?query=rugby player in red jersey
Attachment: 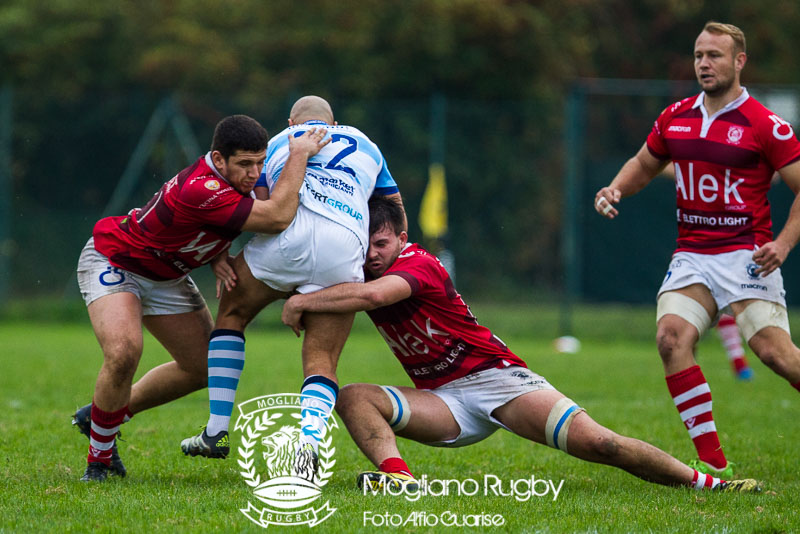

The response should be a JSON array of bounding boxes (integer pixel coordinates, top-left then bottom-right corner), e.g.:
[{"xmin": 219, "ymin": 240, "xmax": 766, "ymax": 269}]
[
  {"xmin": 73, "ymin": 115, "xmax": 330, "ymax": 481},
  {"xmin": 595, "ymin": 22, "xmax": 800, "ymax": 478},
  {"xmin": 280, "ymin": 196, "xmax": 760, "ymax": 493}
]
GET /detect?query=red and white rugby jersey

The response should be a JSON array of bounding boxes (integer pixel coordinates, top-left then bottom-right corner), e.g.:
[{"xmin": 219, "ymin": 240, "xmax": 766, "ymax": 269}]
[
  {"xmin": 93, "ymin": 153, "xmax": 254, "ymax": 280},
  {"xmin": 647, "ymin": 89, "xmax": 800, "ymax": 254},
  {"xmin": 366, "ymin": 243, "xmax": 527, "ymax": 389}
]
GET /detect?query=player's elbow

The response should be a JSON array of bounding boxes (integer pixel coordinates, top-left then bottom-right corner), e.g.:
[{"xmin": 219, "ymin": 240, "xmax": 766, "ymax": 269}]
[
  {"xmin": 245, "ymin": 208, "xmax": 294, "ymax": 234},
  {"xmin": 268, "ymin": 216, "xmax": 292, "ymax": 233},
  {"xmin": 362, "ymin": 286, "xmax": 390, "ymax": 310}
]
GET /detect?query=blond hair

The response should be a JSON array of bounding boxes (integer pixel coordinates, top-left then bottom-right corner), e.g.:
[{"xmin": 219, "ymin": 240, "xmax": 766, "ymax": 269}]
[{"xmin": 703, "ymin": 21, "xmax": 746, "ymax": 55}]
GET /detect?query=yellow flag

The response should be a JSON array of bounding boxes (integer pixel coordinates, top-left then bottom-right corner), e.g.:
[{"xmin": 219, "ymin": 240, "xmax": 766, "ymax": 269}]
[{"xmin": 418, "ymin": 163, "xmax": 448, "ymax": 239}]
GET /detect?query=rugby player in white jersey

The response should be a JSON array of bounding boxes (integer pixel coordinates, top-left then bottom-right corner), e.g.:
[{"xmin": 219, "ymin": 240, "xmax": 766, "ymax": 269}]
[{"xmin": 181, "ymin": 96, "xmax": 405, "ymax": 479}]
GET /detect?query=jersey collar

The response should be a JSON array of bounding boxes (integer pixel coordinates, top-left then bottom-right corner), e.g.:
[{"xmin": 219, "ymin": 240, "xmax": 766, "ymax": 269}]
[
  {"xmin": 203, "ymin": 152, "xmax": 256, "ymax": 198},
  {"xmin": 204, "ymin": 152, "xmax": 228, "ymax": 183},
  {"xmin": 692, "ymin": 87, "xmax": 749, "ymax": 137},
  {"xmin": 692, "ymin": 87, "xmax": 749, "ymax": 114},
  {"xmin": 302, "ymin": 120, "xmax": 329, "ymax": 126}
]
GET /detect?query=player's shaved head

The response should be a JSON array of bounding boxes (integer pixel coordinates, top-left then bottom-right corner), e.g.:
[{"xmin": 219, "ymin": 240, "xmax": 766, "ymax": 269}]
[{"xmin": 289, "ymin": 95, "xmax": 334, "ymax": 125}]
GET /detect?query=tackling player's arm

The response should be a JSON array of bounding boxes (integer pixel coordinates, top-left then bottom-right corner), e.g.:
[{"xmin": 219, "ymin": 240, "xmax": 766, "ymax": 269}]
[
  {"xmin": 241, "ymin": 128, "xmax": 330, "ymax": 233},
  {"xmin": 594, "ymin": 142, "xmax": 667, "ymax": 219},
  {"xmin": 753, "ymin": 159, "xmax": 800, "ymax": 275},
  {"xmin": 281, "ymin": 275, "xmax": 412, "ymax": 336}
]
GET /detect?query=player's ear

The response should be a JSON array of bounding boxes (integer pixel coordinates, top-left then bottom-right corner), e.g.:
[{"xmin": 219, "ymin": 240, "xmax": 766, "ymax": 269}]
[
  {"xmin": 210, "ymin": 150, "xmax": 226, "ymax": 171},
  {"xmin": 287, "ymin": 118, "xmax": 294, "ymax": 126},
  {"xmin": 735, "ymin": 52, "xmax": 747, "ymax": 73},
  {"xmin": 399, "ymin": 231, "xmax": 408, "ymax": 246}
]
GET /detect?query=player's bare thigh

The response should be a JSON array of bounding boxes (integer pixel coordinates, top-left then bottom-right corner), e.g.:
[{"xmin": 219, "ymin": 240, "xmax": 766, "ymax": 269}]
[
  {"xmin": 216, "ymin": 252, "xmax": 290, "ymax": 330},
  {"xmin": 339, "ymin": 383, "xmax": 460, "ymax": 443},
  {"xmin": 383, "ymin": 385, "xmax": 461, "ymax": 443},
  {"xmin": 491, "ymin": 389, "xmax": 566, "ymax": 445},
  {"xmin": 87, "ymin": 291, "xmax": 144, "ymax": 361},
  {"xmin": 729, "ymin": 297, "xmax": 800, "ymax": 377},
  {"xmin": 143, "ymin": 307, "xmax": 214, "ymax": 375},
  {"xmin": 491, "ymin": 389, "xmax": 617, "ymax": 452}
]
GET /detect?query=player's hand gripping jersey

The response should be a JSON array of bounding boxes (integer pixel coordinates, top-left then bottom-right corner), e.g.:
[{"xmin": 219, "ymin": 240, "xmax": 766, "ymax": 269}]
[
  {"xmin": 366, "ymin": 243, "xmax": 526, "ymax": 389},
  {"xmin": 93, "ymin": 154, "xmax": 254, "ymax": 280},
  {"xmin": 647, "ymin": 89, "xmax": 800, "ymax": 254},
  {"xmin": 258, "ymin": 121, "xmax": 398, "ymax": 250}
]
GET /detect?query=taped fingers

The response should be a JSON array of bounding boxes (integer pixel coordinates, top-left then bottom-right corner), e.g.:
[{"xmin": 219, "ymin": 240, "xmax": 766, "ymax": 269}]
[{"xmin": 595, "ymin": 196, "xmax": 613, "ymax": 215}]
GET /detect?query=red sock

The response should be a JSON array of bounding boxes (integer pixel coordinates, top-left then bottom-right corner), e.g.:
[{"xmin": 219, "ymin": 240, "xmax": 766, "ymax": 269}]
[
  {"xmin": 690, "ymin": 469, "xmax": 722, "ymax": 490},
  {"xmin": 792, "ymin": 381, "xmax": 800, "ymax": 393},
  {"xmin": 379, "ymin": 457, "xmax": 413, "ymax": 478},
  {"xmin": 716, "ymin": 315, "xmax": 750, "ymax": 374},
  {"xmin": 666, "ymin": 365, "xmax": 727, "ymax": 469},
  {"xmin": 87, "ymin": 402, "xmax": 127, "ymax": 465}
]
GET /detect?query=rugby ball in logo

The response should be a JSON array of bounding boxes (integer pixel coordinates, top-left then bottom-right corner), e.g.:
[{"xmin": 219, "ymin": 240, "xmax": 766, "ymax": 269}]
[{"xmin": 253, "ymin": 476, "xmax": 322, "ymax": 509}]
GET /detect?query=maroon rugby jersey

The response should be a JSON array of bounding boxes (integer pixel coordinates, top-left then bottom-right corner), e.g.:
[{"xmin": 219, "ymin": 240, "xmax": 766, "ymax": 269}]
[
  {"xmin": 647, "ymin": 89, "xmax": 800, "ymax": 254},
  {"xmin": 366, "ymin": 243, "xmax": 526, "ymax": 389},
  {"xmin": 93, "ymin": 154, "xmax": 254, "ymax": 280}
]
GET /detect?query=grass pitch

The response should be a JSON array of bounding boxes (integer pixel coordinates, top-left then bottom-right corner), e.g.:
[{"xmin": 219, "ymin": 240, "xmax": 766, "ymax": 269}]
[{"xmin": 1, "ymin": 302, "xmax": 798, "ymax": 533}]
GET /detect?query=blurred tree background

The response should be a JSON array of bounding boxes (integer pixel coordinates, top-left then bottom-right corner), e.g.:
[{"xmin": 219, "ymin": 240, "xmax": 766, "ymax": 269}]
[{"xmin": 2, "ymin": 0, "xmax": 800, "ymax": 302}]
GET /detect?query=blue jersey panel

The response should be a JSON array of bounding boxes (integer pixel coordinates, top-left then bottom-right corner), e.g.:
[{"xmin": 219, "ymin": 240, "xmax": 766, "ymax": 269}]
[{"xmin": 262, "ymin": 123, "xmax": 398, "ymax": 250}]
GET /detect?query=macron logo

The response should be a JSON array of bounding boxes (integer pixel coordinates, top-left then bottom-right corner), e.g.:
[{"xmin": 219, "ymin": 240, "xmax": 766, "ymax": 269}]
[{"xmin": 668, "ymin": 125, "xmax": 692, "ymax": 133}]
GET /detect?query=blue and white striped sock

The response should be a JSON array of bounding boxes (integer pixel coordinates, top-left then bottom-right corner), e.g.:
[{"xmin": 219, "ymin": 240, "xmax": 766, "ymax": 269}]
[
  {"xmin": 206, "ymin": 329, "xmax": 245, "ymax": 436},
  {"xmin": 299, "ymin": 375, "xmax": 338, "ymax": 452}
]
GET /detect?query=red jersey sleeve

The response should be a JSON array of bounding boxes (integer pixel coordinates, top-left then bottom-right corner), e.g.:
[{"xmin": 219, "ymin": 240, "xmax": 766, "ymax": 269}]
[
  {"xmin": 752, "ymin": 109, "xmax": 800, "ymax": 171},
  {"xmin": 646, "ymin": 98, "xmax": 693, "ymax": 160},
  {"xmin": 646, "ymin": 111, "xmax": 670, "ymax": 160},
  {"xmin": 384, "ymin": 249, "xmax": 444, "ymax": 297}
]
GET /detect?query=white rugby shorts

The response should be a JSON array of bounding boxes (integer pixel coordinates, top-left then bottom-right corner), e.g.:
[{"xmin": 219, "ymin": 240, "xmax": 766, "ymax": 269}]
[
  {"xmin": 243, "ymin": 204, "xmax": 365, "ymax": 294},
  {"xmin": 657, "ymin": 248, "xmax": 787, "ymax": 314},
  {"xmin": 426, "ymin": 366, "xmax": 555, "ymax": 447},
  {"xmin": 76, "ymin": 238, "xmax": 207, "ymax": 315}
]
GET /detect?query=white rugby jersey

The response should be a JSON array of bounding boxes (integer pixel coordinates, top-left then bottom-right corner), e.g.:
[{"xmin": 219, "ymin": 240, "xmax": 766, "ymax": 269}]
[{"xmin": 258, "ymin": 120, "xmax": 399, "ymax": 250}]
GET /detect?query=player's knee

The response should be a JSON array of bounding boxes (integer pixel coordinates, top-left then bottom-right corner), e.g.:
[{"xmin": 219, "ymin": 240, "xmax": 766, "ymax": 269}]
[
  {"xmin": 103, "ymin": 338, "xmax": 140, "ymax": 373},
  {"xmin": 176, "ymin": 354, "xmax": 208, "ymax": 385},
  {"xmin": 185, "ymin": 365, "xmax": 208, "ymax": 389},
  {"xmin": 656, "ymin": 326, "xmax": 680, "ymax": 362},
  {"xmin": 103, "ymin": 351, "xmax": 140, "ymax": 383},
  {"xmin": 751, "ymin": 340, "xmax": 790, "ymax": 375},
  {"xmin": 584, "ymin": 434, "xmax": 622, "ymax": 462},
  {"xmin": 215, "ymin": 305, "xmax": 252, "ymax": 331},
  {"xmin": 335, "ymin": 383, "xmax": 368, "ymax": 417}
]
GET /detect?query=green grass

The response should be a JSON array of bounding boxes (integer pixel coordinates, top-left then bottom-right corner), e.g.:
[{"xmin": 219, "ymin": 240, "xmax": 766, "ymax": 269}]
[{"xmin": 1, "ymin": 303, "xmax": 798, "ymax": 533}]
